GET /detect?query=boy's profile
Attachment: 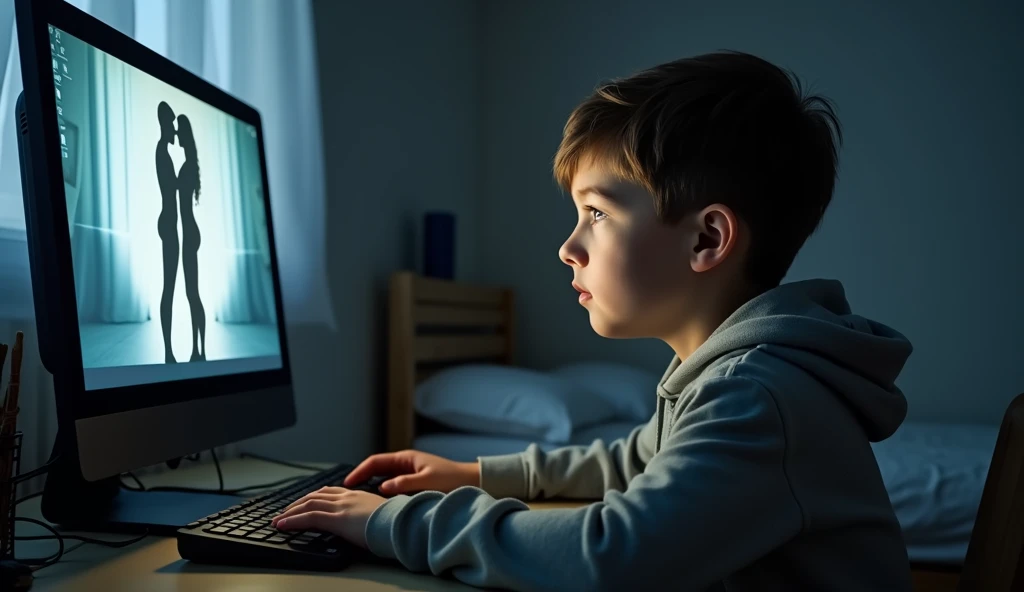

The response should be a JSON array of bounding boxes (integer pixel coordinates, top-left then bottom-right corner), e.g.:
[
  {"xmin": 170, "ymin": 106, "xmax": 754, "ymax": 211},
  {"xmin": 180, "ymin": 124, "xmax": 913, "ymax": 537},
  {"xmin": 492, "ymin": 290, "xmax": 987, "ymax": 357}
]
[{"xmin": 272, "ymin": 51, "xmax": 913, "ymax": 591}]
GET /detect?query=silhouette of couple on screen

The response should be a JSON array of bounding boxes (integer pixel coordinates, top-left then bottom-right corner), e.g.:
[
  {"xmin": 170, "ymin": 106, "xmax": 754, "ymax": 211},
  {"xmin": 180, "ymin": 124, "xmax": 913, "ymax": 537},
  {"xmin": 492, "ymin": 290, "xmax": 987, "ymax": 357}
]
[{"xmin": 155, "ymin": 101, "xmax": 205, "ymax": 364}]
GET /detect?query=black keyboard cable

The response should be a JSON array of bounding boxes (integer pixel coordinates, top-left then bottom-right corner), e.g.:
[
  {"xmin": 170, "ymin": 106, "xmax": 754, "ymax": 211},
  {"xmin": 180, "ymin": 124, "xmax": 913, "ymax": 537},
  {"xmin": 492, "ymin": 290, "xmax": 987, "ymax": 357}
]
[
  {"xmin": 12, "ymin": 516, "xmax": 149, "ymax": 572},
  {"xmin": 1, "ymin": 460, "xmax": 149, "ymax": 586},
  {"xmin": 120, "ymin": 449, "xmax": 319, "ymax": 496},
  {"xmin": 237, "ymin": 451, "xmax": 325, "ymax": 472}
]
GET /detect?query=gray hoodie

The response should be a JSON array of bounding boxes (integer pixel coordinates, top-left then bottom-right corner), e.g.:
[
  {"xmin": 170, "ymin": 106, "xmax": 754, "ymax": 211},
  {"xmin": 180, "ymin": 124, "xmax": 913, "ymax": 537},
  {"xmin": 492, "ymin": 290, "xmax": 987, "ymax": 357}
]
[{"xmin": 365, "ymin": 279, "xmax": 913, "ymax": 591}]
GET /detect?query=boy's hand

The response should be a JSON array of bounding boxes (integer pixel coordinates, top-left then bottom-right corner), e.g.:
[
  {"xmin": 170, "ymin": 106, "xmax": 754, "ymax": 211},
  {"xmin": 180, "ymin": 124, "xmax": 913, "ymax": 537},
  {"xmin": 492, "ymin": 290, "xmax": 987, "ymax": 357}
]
[
  {"xmin": 343, "ymin": 450, "xmax": 480, "ymax": 495},
  {"xmin": 271, "ymin": 487, "xmax": 386, "ymax": 549}
]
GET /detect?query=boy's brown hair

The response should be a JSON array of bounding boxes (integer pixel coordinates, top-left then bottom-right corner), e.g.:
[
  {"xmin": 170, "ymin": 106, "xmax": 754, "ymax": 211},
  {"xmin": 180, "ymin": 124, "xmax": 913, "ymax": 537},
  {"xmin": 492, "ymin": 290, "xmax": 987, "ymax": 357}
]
[{"xmin": 553, "ymin": 51, "xmax": 842, "ymax": 292}]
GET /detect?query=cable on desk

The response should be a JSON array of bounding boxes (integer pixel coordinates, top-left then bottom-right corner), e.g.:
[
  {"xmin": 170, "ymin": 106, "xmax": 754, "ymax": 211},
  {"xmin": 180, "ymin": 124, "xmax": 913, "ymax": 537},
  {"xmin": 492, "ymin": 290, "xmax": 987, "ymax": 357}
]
[
  {"xmin": 122, "ymin": 471, "xmax": 146, "ymax": 491},
  {"xmin": 121, "ymin": 448, "xmax": 224, "ymax": 494},
  {"xmin": 223, "ymin": 475, "xmax": 308, "ymax": 495},
  {"xmin": 6, "ymin": 459, "xmax": 150, "ymax": 574},
  {"xmin": 119, "ymin": 471, "xmax": 308, "ymax": 496},
  {"xmin": 11, "ymin": 456, "xmax": 61, "ymax": 485},
  {"xmin": 14, "ymin": 491, "xmax": 42, "ymax": 506},
  {"xmin": 12, "ymin": 517, "xmax": 147, "ymax": 572},
  {"xmin": 238, "ymin": 451, "xmax": 325, "ymax": 472},
  {"xmin": 16, "ymin": 524, "xmax": 150, "ymax": 548},
  {"xmin": 210, "ymin": 448, "xmax": 224, "ymax": 492}
]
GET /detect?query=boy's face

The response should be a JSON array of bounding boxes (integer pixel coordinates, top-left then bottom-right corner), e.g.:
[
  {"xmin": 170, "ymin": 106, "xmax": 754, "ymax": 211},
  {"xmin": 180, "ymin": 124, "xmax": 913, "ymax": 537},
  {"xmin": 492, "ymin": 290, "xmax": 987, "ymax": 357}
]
[{"xmin": 559, "ymin": 158, "xmax": 697, "ymax": 339}]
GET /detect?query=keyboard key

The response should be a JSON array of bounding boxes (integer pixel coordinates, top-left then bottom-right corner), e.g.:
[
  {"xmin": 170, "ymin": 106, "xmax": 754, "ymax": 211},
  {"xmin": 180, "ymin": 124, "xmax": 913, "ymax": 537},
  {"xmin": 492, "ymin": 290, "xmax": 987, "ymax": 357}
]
[
  {"xmin": 266, "ymin": 535, "xmax": 290, "ymax": 544},
  {"xmin": 246, "ymin": 531, "xmax": 270, "ymax": 541},
  {"xmin": 227, "ymin": 529, "xmax": 249, "ymax": 538},
  {"xmin": 185, "ymin": 522, "xmax": 201, "ymax": 529},
  {"xmin": 240, "ymin": 525, "xmax": 257, "ymax": 532},
  {"xmin": 209, "ymin": 526, "xmax": 231, "ymax": 534}
]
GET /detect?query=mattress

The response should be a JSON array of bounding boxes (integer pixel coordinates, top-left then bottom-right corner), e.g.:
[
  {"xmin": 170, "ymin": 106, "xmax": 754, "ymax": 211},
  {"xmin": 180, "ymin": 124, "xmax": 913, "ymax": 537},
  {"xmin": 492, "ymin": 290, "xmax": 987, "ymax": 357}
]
[
  {"xmin": 414, "ymin": 421, "xmax": 640, "ymax": 463},
  {"xmin": 414, "ymin": 420, "xmax": 998, "ymax": 565}
]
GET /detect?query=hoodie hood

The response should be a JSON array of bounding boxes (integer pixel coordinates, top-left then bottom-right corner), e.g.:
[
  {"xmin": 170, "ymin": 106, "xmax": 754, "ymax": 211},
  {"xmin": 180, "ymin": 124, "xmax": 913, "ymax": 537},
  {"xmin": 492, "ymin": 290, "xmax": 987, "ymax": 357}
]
[{"xmin": 656, "ymin": 279, "xmax": 912, "ymax": 442}]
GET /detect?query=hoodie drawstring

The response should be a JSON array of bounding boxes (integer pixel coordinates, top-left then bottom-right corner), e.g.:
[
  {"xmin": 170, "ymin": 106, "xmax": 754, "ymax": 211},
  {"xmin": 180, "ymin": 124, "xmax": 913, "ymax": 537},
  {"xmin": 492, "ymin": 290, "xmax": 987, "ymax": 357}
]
[{"xmin": 655, "ymin": 396, "xmax": 665, "ymax": 454}]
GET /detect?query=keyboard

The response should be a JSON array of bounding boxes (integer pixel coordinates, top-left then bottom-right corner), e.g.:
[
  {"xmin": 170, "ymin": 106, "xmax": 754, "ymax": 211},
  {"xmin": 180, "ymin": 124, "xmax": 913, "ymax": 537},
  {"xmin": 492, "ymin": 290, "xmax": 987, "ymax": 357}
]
[{"xmin": 176, "ymin": 463, "xmax": 387, "ymax": 571}]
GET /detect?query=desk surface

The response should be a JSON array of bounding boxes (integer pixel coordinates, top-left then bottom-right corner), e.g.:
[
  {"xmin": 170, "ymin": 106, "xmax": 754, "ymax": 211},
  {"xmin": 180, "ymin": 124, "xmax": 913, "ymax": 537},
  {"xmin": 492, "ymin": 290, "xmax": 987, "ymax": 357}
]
[{"xmin": 16, "ymin": 457, "xmax": 588, "ymax": 591}]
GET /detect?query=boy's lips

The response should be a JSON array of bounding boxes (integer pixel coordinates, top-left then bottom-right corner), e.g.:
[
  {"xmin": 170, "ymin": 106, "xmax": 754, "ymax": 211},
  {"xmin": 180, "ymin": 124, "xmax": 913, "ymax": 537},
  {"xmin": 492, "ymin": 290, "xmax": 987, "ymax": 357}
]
[{"xmin": 572, "ymin": 281, "xmax": 592, "ymax": 303}]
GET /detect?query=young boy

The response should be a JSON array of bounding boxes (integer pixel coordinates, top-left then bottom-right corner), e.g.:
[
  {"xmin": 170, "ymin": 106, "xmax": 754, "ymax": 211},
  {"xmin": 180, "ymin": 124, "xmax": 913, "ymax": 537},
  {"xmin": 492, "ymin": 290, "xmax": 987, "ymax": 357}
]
[{"xmin": 272, "ymin": 51, "xmax": 914, "ymax": 591}]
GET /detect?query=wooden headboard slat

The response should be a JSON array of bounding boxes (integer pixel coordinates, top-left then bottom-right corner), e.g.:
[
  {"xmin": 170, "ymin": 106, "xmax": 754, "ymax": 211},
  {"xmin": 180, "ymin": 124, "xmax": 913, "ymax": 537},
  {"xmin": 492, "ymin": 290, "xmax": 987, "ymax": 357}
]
[
  {"xmin": 386, "ymin": 271, "xmax": 515, "ymax": 451},
  {"xmin": 414, "ymin": 334, "xmax": 506, "ymax": 363},
  {"xmin": 413, "ymin": 275, "xmax": 505, "ymax": 307},
  {"xmin": 414, "ymin": 304, "xmax": 505, "ymax": 328}
]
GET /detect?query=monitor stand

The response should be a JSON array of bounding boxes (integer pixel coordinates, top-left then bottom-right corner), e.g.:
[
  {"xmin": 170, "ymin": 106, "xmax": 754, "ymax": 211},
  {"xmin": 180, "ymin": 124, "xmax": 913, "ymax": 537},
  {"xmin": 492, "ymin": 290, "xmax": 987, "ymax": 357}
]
[{"xmin": 39, "ymin": 430, "xmax": 240, "ymax": 536}]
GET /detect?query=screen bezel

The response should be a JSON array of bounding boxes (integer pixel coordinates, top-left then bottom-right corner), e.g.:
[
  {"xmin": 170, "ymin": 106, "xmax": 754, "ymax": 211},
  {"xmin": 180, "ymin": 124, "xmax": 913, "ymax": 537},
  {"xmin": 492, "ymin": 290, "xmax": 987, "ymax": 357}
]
[{"xmin": 16, "ymin": 0, "xmax": 294, "ymax": 421}]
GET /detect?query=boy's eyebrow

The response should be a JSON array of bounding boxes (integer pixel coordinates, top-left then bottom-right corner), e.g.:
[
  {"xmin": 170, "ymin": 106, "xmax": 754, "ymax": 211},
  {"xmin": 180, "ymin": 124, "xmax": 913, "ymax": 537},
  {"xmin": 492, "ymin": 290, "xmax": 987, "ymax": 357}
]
[{"xmin": 573, "ymin": 186, "xmax": 622, "ymax": 203}]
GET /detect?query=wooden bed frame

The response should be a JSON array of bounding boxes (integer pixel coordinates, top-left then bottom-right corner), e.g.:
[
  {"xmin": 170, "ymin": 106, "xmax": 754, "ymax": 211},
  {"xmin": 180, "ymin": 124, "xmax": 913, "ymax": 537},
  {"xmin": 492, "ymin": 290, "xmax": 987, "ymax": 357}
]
[
  {"xmin": 385, "ymin": 270, "xmax": 515, "ymax": 452},
  {"xmin": 384, "ymin": 271, "xmax": 966, "ymax": 591}
]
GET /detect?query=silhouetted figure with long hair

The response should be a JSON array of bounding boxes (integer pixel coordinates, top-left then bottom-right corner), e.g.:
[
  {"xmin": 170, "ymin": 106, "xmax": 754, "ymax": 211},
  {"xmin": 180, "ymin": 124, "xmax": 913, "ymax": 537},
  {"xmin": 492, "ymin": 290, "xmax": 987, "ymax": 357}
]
[
  {"xmin": 176, "ymin": 115, "xmax": 206, "ymax": 361},
  {"xmin": 155, "ymin": 101, "xmax": 178, "ymax": 364}
]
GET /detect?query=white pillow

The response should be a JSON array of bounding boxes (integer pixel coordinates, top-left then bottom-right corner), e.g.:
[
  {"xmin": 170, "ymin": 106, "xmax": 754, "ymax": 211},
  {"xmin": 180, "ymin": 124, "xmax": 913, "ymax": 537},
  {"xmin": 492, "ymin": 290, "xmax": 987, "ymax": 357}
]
[
  {"xmin": 414, "ymin": 364, "xmax": 618, "ymax": 443},
  {"xmin": 549, "ymin": 362, "xmax": 660, "ymax": 422}
]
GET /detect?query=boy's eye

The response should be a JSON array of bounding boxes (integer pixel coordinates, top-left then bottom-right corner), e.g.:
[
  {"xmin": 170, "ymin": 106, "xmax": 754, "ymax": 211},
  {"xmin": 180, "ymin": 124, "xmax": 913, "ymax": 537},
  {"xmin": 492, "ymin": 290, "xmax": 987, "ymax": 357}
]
[{"xmin": 585, "ymin": 206, "xmax": 607, "ymax": 223}]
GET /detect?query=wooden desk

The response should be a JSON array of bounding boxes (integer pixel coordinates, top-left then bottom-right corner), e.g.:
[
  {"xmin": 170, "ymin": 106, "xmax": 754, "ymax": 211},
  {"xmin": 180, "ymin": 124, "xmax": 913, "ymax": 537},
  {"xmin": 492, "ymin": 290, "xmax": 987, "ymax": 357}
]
[{"xmin": 16, "ymin": 457, "xmax": 589, "ymax": 591}]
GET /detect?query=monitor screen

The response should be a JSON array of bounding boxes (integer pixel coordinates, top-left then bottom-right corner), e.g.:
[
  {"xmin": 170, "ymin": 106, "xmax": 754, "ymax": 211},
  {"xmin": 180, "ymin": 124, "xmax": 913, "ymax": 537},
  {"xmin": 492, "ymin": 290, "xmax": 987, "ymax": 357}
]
[{"xmin": 48, "ymin": 24, "xmax": 283, "ymax": 391}]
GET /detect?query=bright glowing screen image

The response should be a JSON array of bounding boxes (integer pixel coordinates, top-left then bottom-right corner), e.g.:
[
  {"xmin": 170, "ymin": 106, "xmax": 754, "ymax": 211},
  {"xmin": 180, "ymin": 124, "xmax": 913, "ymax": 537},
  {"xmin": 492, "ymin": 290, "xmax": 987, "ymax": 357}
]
[{"xmin": 49, "ymin": 25, "xmax": 282, "ymax": 390}]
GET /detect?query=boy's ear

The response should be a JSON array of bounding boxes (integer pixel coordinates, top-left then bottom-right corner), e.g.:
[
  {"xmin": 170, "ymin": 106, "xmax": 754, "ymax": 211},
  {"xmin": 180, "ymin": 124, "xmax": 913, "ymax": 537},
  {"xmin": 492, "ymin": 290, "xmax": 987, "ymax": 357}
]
[{"xmin": 688, "ymin": 204, "xmax": 740, "ymax": 273}]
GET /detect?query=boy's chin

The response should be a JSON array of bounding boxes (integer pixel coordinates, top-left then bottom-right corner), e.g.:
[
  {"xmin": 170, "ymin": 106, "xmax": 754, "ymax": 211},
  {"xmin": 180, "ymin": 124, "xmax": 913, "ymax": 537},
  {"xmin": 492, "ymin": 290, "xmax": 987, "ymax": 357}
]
[{"xmin": 588, "ymin": 313, "xmax": 640, "ymax": 339}]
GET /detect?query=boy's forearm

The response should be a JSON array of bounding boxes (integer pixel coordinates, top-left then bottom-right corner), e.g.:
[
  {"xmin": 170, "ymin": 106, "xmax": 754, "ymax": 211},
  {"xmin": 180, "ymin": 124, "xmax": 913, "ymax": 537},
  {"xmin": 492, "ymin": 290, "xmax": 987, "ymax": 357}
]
[{"xmin": 477, "ymin": 418, "xmax": 656, "ymax": 500}]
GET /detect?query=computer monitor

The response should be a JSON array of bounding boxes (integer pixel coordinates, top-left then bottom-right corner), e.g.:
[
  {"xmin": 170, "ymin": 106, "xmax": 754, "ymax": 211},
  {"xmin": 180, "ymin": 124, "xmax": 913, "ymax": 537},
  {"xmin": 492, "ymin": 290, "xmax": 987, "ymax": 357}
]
[{"xmin": 14, "ymin": 0, "xmax": 296, "ymax": 533}]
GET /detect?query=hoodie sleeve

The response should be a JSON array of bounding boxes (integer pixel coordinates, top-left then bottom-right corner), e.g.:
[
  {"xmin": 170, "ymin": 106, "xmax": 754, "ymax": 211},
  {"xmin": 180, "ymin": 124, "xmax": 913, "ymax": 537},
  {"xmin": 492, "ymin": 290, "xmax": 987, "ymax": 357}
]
[
  {"xmin": 474, "ymin": 411, "xmax": 659, "ymax": 500},
  {"xmin": 364, "ymin": 376, "xmax": 804, "ymax": 592}
]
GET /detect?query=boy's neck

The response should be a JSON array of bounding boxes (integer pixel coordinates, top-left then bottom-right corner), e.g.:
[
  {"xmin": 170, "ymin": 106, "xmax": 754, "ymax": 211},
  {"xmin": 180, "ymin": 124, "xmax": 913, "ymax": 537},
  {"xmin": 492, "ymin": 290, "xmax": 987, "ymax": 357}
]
[{"xmin": 665, "ymin": 282, "xmax": 761, "ymax": 362}]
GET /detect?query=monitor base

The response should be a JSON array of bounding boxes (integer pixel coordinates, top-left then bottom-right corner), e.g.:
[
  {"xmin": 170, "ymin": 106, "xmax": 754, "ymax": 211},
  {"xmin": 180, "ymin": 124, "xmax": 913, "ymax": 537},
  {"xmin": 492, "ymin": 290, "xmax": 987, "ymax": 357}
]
[{"xmin": 39, "ymin": 431, "xmax": 240, "ymax": 536}]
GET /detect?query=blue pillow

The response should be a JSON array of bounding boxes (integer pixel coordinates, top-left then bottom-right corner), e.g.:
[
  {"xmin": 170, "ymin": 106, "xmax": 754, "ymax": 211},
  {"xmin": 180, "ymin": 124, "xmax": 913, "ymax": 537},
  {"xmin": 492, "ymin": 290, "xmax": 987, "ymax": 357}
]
[
  {"xmin": 549, "ymin": 362, "xmax": 660, "ymax": 423},
  {"xmin": 414, "ymin": 364, "xmax": 618, "ymax": 444}
]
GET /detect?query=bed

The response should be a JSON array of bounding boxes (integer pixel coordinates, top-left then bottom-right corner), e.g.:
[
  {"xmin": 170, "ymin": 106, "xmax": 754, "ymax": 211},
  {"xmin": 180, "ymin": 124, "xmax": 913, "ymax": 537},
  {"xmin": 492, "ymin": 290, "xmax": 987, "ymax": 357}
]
[{"xmin": 385, "ymin": 271, "xmax": 993, "ymax": 588}]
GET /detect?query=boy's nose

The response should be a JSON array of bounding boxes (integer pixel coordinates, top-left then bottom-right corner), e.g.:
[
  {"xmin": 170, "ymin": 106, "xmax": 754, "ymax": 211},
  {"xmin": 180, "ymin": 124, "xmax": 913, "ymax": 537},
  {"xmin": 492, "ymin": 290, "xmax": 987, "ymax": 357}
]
[{"xmin": 559, "ymin": 236, "xmax": 587, "ymax": 267}]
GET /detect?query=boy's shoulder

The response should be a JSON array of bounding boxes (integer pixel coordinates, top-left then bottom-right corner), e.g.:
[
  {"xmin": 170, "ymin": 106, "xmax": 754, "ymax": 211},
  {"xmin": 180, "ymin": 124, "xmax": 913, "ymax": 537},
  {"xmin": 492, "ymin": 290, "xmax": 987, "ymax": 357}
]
[
  {"xmin": 680, "ymin": 344, "xmax": 902, "ymax": 444},
  {"xmin": 681, "ymin": 346, "xmax": 848, "ymax": 413}
]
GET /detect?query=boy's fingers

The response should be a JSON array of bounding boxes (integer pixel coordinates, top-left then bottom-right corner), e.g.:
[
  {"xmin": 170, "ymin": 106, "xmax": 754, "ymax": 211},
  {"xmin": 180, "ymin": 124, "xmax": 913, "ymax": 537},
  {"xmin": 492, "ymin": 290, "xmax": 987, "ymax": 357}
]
[
  {"xmin": 282, "ymin": 491, "xmax": 340, "ymax": 513},
  {"xmin": 381, "ymin": 473, "xmax": 427, "ymax": 494},
  {"xmin": 343, "ymin": 455, "xmax": 385, "ymax": 484},
  {"xmin": 344, "ymin": 454, "xmax": 409, "ymax": 485},
  {"xmin": 276, "ymin": 510, "xmax": 334, "ymax": 531},
  {"xmin": 274, "ymin": 498, "xmax": 337, "ymax": 523}
]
